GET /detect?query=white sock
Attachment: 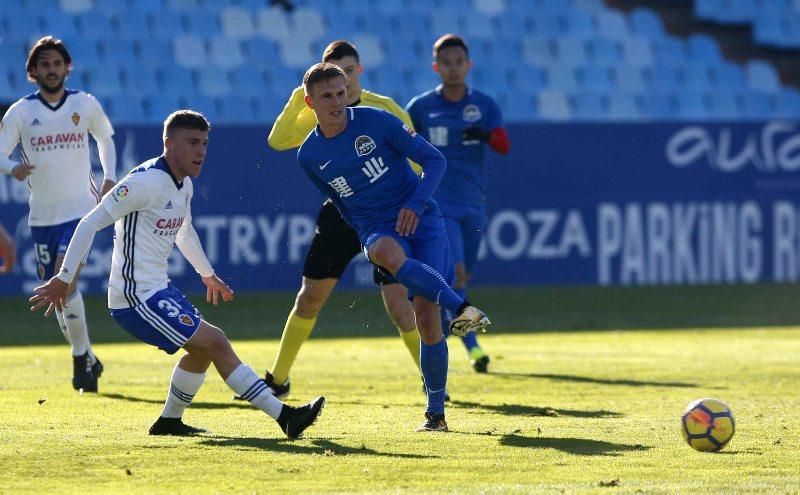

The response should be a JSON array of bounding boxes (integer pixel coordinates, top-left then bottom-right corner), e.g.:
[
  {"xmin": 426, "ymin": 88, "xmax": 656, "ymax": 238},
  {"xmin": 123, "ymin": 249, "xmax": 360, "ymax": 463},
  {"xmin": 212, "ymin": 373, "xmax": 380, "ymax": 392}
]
[
  {"xmin": 225, "ymin": 363, "xmax": 284, "ymax": 419},
  {"xmin": 161, "ymin": 364, "xmax": 206, "ymax": 419},
  {"xmin": 54, "ymin": 309, "xmax": 71, "ymax": 344},
  {"xmin": 62, "ymin": 290, "xmax": 93, "ymax": 361}
]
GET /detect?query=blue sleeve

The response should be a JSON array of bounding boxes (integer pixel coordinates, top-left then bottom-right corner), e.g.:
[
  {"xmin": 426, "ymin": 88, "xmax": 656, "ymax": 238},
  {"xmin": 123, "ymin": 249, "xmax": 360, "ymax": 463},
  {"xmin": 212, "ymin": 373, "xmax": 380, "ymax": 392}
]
[
  {"xmin": 298, "ymin": 151, "xmax": 355, "ymax": 226},
  {"xmin": 405, "ymin": 99, "xmax": 420, "ymax": 130},
  {"xmin": 379, "ymin": 111, "xmax": 447, "ymax": 216}
]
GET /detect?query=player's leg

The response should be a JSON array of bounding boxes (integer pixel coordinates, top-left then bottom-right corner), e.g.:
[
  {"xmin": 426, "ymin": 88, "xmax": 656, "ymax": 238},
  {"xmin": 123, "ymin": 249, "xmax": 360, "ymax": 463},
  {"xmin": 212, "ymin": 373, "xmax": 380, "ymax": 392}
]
[
  {"xmin": 413, "ymin": 296, "xmax": 449, "ymax": 432},
  {"xmin": 264, "ymin": 203, "xmax": 362, "ymax": 394},
  {"xmin": 460, "ymin": 208, "xmax": 490, "ymax": 371},
  {"xmin": 375, "ymin": 268, "xmax": 421, "ymax": 371},
  {"xmin": 367, "ymin": 229, "xmax": 489, "ymax": 336}
]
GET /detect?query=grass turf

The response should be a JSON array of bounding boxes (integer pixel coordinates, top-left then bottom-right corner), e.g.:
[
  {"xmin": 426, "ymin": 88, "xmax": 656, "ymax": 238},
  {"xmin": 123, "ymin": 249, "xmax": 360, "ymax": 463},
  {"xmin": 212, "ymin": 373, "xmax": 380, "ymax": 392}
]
[{"xmin": 1, "ymin": 285, "xmax": 800, "ymax": 493}]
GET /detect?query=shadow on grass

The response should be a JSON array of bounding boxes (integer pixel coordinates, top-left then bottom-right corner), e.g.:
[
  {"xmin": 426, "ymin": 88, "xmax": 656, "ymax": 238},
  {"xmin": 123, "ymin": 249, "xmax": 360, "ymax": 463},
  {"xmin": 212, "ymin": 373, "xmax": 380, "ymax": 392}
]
[
  {"xmin": 101, "ymin": 392, "xmax": 253, "ymax": 410},
  {"xmin": 450, "ymin": 400, "xmax": 622, "ymax": 418},
  {"xmin": 495, "ymin": 372, "xmax": 698, "ymax": 388},
  {"xmin": 501, "ymin": 434, "xmax": 649, "ymax": 456},
  {"xmin": 197, "ymin": 437, "xmax": 436, "ymax": 458}
]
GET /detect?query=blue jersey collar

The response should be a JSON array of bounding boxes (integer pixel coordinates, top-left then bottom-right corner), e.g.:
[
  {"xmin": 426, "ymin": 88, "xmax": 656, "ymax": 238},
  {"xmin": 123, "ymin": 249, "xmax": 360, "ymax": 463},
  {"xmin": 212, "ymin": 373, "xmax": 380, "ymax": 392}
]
[
  {"xmin": 435, "ymin": 84, "xmax": 472, "ymax": 101},
  {"xmin": 314, "ymin": 108, "xmax": 355, "ymax": 138},
  {"xmin": 153, "ymin": 155, "xmax": 184, "ymax": 189}
]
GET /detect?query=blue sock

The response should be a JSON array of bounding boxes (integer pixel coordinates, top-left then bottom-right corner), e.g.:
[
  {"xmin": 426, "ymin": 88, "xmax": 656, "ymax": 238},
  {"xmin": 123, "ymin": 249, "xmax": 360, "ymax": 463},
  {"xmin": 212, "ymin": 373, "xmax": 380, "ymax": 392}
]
[
  {"xmin": 395, "ymin": 259, "xmax": 464, "ymax": 313},
  {"xmin": 420, "ymin": 338, "xmax": 448, "ymax": 415},
  {"xmin": 455, "ymin": 287, "xmax": 480, "ymax": 351}
]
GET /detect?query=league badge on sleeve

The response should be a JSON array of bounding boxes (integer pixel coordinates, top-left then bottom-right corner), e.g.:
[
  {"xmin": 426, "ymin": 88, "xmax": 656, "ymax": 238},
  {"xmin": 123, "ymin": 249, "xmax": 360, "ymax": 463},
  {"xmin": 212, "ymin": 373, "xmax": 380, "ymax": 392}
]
[
  {"xmin": 111, "ymin": 184, "xmax": 130, "ymax": 204},
  {"xmin": 403, "ymin": 124, "xmax": 416, "ymax": 137}
]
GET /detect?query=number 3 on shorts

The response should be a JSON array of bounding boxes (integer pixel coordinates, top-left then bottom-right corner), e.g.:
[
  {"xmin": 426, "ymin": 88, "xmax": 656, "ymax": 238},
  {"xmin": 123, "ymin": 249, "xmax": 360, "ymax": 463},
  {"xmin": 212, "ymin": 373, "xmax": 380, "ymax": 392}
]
[{"xmin": 157, "ymin": 298, "xmax": 181, "ymax": 317}]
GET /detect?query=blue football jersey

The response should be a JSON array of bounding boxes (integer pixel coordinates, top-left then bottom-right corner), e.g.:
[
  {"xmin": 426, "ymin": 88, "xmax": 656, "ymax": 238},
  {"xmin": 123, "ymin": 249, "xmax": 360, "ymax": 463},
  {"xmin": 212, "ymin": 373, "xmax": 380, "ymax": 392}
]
[
  {"xmin": 406, "ymin": 85, "xmax": 503, "ymax": 205},
  {"xmin": 298, "ymin": 107, "xmax": 446, "ymax": 239}
]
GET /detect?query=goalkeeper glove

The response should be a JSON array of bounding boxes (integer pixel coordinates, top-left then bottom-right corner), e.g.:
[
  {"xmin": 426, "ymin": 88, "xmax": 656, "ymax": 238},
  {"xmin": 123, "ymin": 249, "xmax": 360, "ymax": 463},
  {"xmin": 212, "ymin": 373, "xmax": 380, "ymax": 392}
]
[{"xmin": 462, "ymin": 126, "xmax": 492, "ymax": 143}]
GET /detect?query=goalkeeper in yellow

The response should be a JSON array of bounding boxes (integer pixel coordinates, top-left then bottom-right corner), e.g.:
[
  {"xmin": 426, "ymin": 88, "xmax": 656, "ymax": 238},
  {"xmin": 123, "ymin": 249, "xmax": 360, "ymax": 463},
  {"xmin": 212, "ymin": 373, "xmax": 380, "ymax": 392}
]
[{"xmin": 239, "ymin": 40, "xmax": 433, "ymax": 400}]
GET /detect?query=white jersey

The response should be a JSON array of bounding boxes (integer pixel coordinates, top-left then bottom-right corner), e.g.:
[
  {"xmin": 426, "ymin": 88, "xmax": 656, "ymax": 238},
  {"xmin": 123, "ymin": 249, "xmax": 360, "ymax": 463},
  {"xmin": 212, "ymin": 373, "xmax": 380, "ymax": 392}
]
[
  {"xmin": 0, "ymin": 89, "xmax": 114, "ymax": 226},
  {"xmin": 102, "ymin": 157, "xmax": 194, "ymax": 309}
]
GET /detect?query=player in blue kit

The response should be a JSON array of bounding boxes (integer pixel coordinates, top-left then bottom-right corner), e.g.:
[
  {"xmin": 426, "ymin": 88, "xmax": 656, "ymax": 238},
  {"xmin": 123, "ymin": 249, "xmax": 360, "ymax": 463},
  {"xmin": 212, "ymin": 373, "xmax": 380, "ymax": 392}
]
[
  {"xmin": 297, "ymin": 63, "xmax": 491, "ymax": 431},
  {"xmin": 406, "ymin": 34, "xmax": 510, "ymax": 373}
]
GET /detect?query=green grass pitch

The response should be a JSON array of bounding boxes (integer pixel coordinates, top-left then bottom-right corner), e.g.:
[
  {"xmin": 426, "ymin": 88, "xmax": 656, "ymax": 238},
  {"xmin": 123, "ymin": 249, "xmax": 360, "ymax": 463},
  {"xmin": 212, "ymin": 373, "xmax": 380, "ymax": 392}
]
[{"xmin": 1, "ymin": 285, "xmax": 800, "ymax": 493}]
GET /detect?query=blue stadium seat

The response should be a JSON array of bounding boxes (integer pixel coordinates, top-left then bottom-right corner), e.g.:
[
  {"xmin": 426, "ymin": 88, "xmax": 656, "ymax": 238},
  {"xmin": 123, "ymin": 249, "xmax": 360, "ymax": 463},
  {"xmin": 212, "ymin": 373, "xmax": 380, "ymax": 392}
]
[
  {"xmin": 109, "ymin": 95, "xmax": 148, "ymax": 124},
  {"xmin": 217, "ymin": 96, "xmax": 257, "ymax": 124},
  {"xmin": 522, "ymin": 37, "xmax": 557, "ymax": 66},
  {"xmin": 706, "ymin": 92, "xmax": 740, "ymax": 118},
  {"xmin": 350, "ymin": 34, "xmax": 384, "ymax": 67},
  {"xmin": 462, "ymin": 11, "xmax": 495, "ymax": 40},
  {"xmin": 585, "ymin": 39, "xmax": 621, "ymax": 66},
  {"xmin": 0, "ymin": 42, "xmax": 28, "ymax": 68},
  {"xmin": 278, "ymin": 40, "xmax": 315, "ymax": 69},
  {"xmin": 93, "ymin": 0, "xmax": 127, "ymax": 15},
  {"xmin": 121, "ymin": 68, "xmax": 159, "ymax": 97},
  {"xmin": 496, "ymin": 10, "xmax": 527, "ymax": 39},
  {"xmin": 166, "ymin": 0, "xmax": 199, "ymax": 12},
  {"xmin": 184, "ymin": 12, "xmax": 219, "ymax": 36},
  {"xmin": 686, "ymin": 34, "xmax": 722, "ymax": 63},
  {"xmin": 0, "ymin": 70, "xmax": 15, "ymax": 101},
  {"xmin": 545, "ymin": 66, "xmax": 578, "ymax": 92},
  {"xmin": 129, "ymin": 0, "xmax": 163, "ymax": 12},
  {"xmin": 555, "ymin": 38, "xmax": 587, "ymax": 67},
  {"xmin": 640, "ymin": 93, "xmax": 674, "ymax": 119},
  {"xmin": 612, "ymin": 66, "xmax": 646, "ymax": 92},
  {"xmin": 621, "ymin": 37, "xmax": 654, "ymax": 67},
  {"xmin": 507, "ymin": 65, "xmax": 546, "ymax": 92},
  {"xmin": 429, "ymin": 9, "xmax": 462, "ymax": 35},
  {"xmin": 172, "ymin": 35, "xmax": 208, "ymax": 69},
  {"xmin": 136, "ymin": 39, "xmax": 172, "ymax": 69},
  {"xmin": 594, "ymin": 11, "xmax": 629, "ymax": 40},
  {"xmin": 230, "ymin": 67, "xmax": 267, "ymax": 98},
  {"xmin": 709, "ymin": 61, "xmax": 746, "ymax": 89},
  {"xmin": 652, "ymin": 38, "xmax": 687, "ymax": 65},
  {"xmin": 59, "ymin": 0, "xmax": 94, "ymax": 13},
  {"xmin": 254, "ymin": 94, "xmax": 285, "ymax": 121},
  {"xmin": 67, "ymin": 40, "xmax": 102, "ymax": 69},
  {"xmin": 738, "ymin": 92, "xmax": 774, "ymax": 118},
  {"xmin": 197, "ymin": 68, "xmax": 232, "ymax": 97},
  {"xmin": 3, "ymin": 13, "xmax": 42, "ymax": 42},
  {"xmin": 773, "ymin": 89, "xmax": 800, "ymax": 117},
  {"xmin": 680, "ymin": 66, "xmax": 712, "ymax": 91},
  {"xmin": 536, "ymin": 90, "xmax": 572, "ymax": 120},
  {"xmin": 529, "ymin": 13, "xmax": 562, "ymax": 37},
  {"xmin": 745, "ymin": 60, "xmax": 781, "ymax": 93},
  {"xmin": 629, "ymin": 8, "xmax": 665, "ymax": 38},
  {"xmin": 577, "ymin": 65, "xmax": 613, "ymax": 94},
  {"xmin": 255, "ymin": 7, "xmax": 292, "ymax": 41},
  {"xmin": 75, "ymin": 12, "xmax": 115, "ymax": 41},
  {"xmin": 151, "ymin": 12, "xmax": 185, "ymax": 40},
  {"xmin": 242, "ymin": 39, "xmax": 280, "ymax": 69},
  {"xmin": 66, "ymin": 70, "xmax": 88, "ymax": 92},
  {"xmin": 606, "ymin": 93, "xmax": 641, "ymax": 119},
  {"xmin": 675, "ymin": 92, "xmax": 708, "ymax": 119},
  {"xmin": 268, "ymin": 68, "xmax": 304, "ymax": 94},
  {"xmin": 181, "ymin": 95, "xmax": 218, "ymax": 121},
  {"xmin": 208, "ymin": 37, "xmax": 244, "ymax": 69},
  {"xmin": 220, "ymin": 7, "xmax": 256, "ymax": 39},
  {"xmin": 753, "ymin": 14, "xmax": 784, "ymax": 47},
  {"xmin": 645, "ymin": 66, "xmax": 681, "ymax": 92},
  {"xmin": 145, "ymin": 94, "xmax": 182, "ymax": 121},
  {"xmin": 87, "ymin": 70, "xmax": 123, "ymax": 98},
  {"xmin": 99, "ymin": 40, "xmax": 137, "ymax": 70},
  {"xmin": 159, "ymin": 67, "xmax": 196, "ymax": 96},
  {"xmin": 371, "ymin": 65, "xmax": 408, "ymax": 95},
  {"xmin": 532, "ymin": 0, "xmax": 571, "ymax": 12},
  {"xmin": 291, "ymin": 7, "xmax": 327, "ymax": 42},
  {"xmin": 571, "ymin": 93, "xmax": 606, "ymax": 120},
  {"xmin": 501, "ymin": 91, "xmax": 538, "ymax": 123},
  {"xmin": 383, "ymin": 41, "xmax": 419, "ymax": 66},
  {"xmin": 473, "ymin": 67, "xmax": 510, "ymax": 93},
  {"xmin": 115, "ymin": 11, "xmax": 151, "ymax": 41},
  {"xmin": 695, "ymin": 0, "xmax": 724, "ymax": 22},
  {"xmin": 473, "ymin": 0, "xmax": 507, "ymax": 16},
  {"xmin": 560, "ymin": 11, "xmax": 595, "ymax": 38},
  {"xmin": 41, "ymin": 14, "xmax": 79, "ymax": 40},
  {"xmin": 357, "ymin": 12, "xmax": 393, "ymax": 37},
  {"xmin": 393, "ymin": 12, "xmax": 428, "ymax": 38}
]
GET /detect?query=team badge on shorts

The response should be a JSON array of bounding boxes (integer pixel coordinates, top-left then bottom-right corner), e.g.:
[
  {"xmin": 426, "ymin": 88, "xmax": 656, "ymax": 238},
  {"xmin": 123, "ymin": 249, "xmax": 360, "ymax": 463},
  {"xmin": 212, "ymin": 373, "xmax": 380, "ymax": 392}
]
[
  {"xmin": 355, "ymin": 135, "xmax": 376, "ymax": 156},
  {"xmin": 71, "ymin": 112, "xmax": 80, "ymax": 126},
  {"xmin": 178, "ymin": 314, "xmax": 194, "ymax": 326},
  {"xmin": 111, "ymin": 184, "xmax": 130, "ymax": 203},
  {"xmin": 463, "ymin": 104, "xmax": 482, "ymax": 123}
]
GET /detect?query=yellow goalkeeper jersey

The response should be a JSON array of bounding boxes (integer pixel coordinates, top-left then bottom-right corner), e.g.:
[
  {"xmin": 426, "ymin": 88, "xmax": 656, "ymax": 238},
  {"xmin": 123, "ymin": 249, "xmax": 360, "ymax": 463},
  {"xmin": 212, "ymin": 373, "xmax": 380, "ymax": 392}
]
[{"xmin": 267, "ymin": 86, "xmax": 421, "ymax": 173}]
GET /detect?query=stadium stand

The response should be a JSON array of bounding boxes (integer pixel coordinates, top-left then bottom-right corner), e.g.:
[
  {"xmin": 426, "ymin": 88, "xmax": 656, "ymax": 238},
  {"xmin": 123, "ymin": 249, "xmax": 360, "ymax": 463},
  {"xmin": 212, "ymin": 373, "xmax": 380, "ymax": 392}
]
[{"xmin": 0, "ymin": 0, "xmax": 798, "ymax": 123}]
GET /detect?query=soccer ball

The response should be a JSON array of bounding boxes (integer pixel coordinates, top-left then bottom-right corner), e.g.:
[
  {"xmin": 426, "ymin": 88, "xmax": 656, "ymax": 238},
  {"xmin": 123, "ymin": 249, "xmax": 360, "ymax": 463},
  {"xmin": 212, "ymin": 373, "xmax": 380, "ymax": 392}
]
[{"xmin": 681, "ymin": 398, "xmax": 735, "ymax": 452}]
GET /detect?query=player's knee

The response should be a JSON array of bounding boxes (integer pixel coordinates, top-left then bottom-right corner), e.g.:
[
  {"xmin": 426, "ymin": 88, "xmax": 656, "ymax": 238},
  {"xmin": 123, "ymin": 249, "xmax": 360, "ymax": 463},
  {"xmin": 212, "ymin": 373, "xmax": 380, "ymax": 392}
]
[
  {"xmin": 295, "ymin": 288, "xmax": 325, "ymax": 317},
  {"xmin": 369, "ymin": 244, "xmax": 404, "ymax": 274},
  {"xmin": 195, "ymin": 324, "xmax": 232, "ymax": 356},
  {"xmin": 386, "ymin": 300, "xmax": 415, "ymax": 330}
]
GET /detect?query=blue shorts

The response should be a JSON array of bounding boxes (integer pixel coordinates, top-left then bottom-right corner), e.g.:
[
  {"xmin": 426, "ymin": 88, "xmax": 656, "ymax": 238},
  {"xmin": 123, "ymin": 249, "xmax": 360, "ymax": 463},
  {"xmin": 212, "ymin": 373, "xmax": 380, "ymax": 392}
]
[
  {"xmin": 363, "ymin": 212, "xmax": 455, "ymax": 300},
  {"xmin": 110, "ymin": 284, "xmax": 202, "ymax": 355},
  {"xmin": 30, "ymin": 218, "xmax": 84, "ymax": 280},
  {"xmin": 438, "ymin": 201, "xmax": 487, "ymax": 272}
]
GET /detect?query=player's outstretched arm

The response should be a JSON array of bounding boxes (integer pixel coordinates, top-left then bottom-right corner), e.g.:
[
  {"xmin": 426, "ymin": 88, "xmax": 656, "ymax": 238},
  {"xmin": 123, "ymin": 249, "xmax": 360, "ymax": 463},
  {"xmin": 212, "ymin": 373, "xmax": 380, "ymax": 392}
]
[{"xmin": 202, "ymin": 274, "xmax": 233, "ymax": 305}]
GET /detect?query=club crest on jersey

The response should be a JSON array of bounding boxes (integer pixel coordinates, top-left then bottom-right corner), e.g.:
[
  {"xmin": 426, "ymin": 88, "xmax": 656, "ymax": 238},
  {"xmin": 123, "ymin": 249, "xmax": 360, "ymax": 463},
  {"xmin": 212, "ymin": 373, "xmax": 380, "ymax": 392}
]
[
  {"xmin": 463, "ymin": 104, "xmax": 482, "ymax": 123},
  {"xmin": 110, "ymin": 184, "xmax": 130, "ymax": 203},
  {"xmin": 71, "ymin": 112, "xmax": 80, "ymax": 126},
  {"xmin": 178, "ymin": 314, "xmax": 194, "ymax": 326},
  {"xmin": 403, "ymin": 124, "xmax": 416, "ymax": 137},
  {"xmin": 355, "ymin": 135, "xmax": 376, "ymax": 156}
]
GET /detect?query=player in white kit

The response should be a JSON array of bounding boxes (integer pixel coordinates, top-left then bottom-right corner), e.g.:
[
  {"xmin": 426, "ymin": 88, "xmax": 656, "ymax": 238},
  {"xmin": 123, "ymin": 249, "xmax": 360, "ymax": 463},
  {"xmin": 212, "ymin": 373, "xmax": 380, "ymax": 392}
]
[
  {"xmin": 0, "ymin": 36, "xmax": 117, "ymax": 392},
  {"xmin": 30, "ymin": 110, "xmax": 325, "ymax": 438}
]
